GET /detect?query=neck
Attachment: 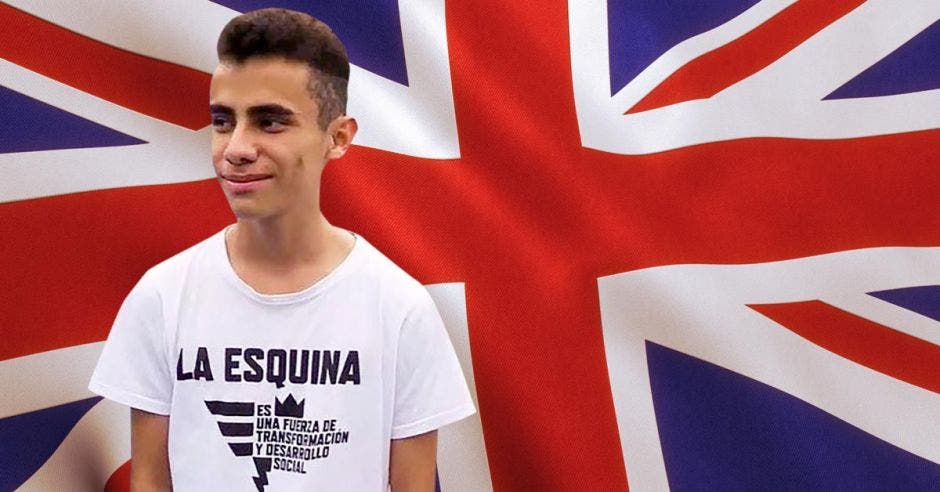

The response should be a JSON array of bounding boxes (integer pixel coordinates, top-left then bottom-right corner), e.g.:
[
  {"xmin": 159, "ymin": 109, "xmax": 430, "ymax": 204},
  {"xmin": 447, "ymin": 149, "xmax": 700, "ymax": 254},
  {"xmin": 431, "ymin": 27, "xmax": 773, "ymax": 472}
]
[
  {"xmin": 230, "ymin": 210, "xmax": 339, "ymax": 267},
  {"xmin": 224, "ymin": 210, "xmax": 356, "ymax": 295}
]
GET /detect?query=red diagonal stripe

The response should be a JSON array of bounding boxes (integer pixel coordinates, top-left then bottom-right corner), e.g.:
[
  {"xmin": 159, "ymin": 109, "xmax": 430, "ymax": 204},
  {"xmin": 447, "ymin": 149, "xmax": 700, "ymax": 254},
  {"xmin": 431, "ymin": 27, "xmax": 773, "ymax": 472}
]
[
  {"xmin": 749, "ymin": 300, "xmax": 940, "ymax": 394},
  {"xmin": 0, "ymin": 3, "xmax": 210, "ymax": 130},
  {"xmin": 627, "ymin": 0, "xmax": 865, "ymax": 114}
]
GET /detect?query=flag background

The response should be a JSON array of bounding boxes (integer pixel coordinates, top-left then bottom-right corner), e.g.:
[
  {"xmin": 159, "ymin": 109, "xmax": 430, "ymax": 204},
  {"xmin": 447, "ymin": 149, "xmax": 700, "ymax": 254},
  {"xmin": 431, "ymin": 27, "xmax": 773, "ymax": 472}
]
[{"xmin": 2, "ymin": 1, "xmax": 939, "ymax": 490}]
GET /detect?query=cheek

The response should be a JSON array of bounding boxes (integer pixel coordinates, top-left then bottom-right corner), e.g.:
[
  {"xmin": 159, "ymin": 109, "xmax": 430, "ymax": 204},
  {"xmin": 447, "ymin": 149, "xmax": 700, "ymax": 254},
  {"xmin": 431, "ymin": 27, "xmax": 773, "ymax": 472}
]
[{"xmin": 210, "ymin": 136, "xmax": 227, "ymax": 169}]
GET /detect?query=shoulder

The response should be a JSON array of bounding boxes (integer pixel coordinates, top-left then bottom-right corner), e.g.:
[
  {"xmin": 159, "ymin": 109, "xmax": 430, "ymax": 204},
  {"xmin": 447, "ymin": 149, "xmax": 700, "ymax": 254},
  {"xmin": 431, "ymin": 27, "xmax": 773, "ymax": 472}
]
[
  {"xmin": 124, "ymin": 229, "xmax": 226, "ymax": 315},
  {"xmin": 347, "ymin": 235, "xmax": 434, "ymax": 312},
  {"xmin": 138, "ymin": 229, "xmax": 225, "ymax": 291}
]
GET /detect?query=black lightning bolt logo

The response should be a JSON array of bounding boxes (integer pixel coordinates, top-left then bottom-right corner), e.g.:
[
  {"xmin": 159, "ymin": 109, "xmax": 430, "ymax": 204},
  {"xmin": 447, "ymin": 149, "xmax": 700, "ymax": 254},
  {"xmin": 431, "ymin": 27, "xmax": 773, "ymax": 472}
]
[{"xmin": 205, "ymin": 400, "xmax": 270, "ymax": 491}]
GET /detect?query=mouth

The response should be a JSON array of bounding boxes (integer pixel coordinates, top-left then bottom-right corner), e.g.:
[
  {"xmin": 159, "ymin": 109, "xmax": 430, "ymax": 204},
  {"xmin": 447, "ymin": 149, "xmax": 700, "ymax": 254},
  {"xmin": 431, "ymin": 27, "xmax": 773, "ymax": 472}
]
[
  {"xmin": 221, "ymin": 173, "xmax": 273, "ymax": 183},
  {"xmin": 219, "ymin": 174, "xmax": 273, "ymax": 194}
]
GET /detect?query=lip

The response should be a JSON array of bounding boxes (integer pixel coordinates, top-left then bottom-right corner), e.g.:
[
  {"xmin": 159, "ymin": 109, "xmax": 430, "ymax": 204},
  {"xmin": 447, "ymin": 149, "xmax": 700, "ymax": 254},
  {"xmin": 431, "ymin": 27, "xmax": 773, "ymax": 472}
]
[{"xmin": 220, "ymin": 174, "xmax": 273, "ymax": 194}]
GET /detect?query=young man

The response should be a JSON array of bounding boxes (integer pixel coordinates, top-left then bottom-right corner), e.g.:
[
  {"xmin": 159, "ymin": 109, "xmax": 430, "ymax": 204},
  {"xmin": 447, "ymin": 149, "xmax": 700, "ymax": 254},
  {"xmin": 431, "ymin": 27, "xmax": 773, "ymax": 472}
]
[{"xmin": 89, "ymin": 8, "xmax": 475, "ymax": 491}]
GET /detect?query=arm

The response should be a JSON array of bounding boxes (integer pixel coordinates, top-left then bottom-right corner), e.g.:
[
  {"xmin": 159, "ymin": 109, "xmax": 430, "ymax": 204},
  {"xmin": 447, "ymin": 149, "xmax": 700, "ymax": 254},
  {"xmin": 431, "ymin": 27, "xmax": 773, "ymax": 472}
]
[
  {"xmin": 130, "ymin": 408, "xmax": 172, "ymax": 492},
  {"xmin": 389, "ymin": 430, "xmax": 438, "ymax": 492}
]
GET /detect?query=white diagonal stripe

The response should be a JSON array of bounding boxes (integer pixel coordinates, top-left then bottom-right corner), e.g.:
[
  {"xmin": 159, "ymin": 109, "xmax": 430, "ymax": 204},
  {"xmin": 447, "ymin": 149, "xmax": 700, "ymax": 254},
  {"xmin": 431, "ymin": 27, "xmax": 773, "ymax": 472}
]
[{"xmin": 0, "ymin": 342, "xmax": 104, "ymax": 419}]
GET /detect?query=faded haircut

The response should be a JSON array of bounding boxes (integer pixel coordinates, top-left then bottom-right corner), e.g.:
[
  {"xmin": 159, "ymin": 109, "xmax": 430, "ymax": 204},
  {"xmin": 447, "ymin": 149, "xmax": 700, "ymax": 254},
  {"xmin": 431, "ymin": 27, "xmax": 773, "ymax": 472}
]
[{"xmin": 217, "ymin": 8, "xmax": 349, "ymax": 130}]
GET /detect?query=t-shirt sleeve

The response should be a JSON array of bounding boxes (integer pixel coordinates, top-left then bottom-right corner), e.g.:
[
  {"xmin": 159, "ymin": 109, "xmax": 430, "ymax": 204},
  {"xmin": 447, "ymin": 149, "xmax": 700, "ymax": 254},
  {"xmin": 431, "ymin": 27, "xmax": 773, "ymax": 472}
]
[
  {"xmin": 391, "ymin": 290, "xmax": 476, "ymax": 439},
  {"xmin": 88, "ymin": 273, "xmax": 173, "ymax": 415}
]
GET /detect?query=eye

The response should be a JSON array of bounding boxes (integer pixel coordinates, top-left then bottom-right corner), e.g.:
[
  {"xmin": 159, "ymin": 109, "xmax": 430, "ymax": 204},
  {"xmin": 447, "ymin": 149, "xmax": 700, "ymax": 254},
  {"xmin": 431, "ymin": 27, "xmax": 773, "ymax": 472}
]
[
  {"xmin": 259, "ymin": 118, "xmax": 286, "ymax": 133},
  {"xmin": 211, "ymin": 115, "xmax": 234, "ymax": 133}
]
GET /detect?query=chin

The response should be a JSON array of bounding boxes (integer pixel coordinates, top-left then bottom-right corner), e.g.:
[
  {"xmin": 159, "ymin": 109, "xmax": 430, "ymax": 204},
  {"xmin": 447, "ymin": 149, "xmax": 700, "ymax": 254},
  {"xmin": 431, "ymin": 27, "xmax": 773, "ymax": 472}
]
[
  {"xmin": 227, "ymin": 198, "xmax": 269, "ymax": 221},
  {"xmin": 231, "ymin": 209, "xmax": 260, "ymax": 220}
]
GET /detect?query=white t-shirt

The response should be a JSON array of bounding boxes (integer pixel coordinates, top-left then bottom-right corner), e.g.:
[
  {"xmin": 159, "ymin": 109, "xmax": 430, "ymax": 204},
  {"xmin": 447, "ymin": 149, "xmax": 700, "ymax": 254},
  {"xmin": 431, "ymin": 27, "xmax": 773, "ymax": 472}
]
[{"xmin": 89, "ymin": 228, "xmax": 475, "ymax": 491}]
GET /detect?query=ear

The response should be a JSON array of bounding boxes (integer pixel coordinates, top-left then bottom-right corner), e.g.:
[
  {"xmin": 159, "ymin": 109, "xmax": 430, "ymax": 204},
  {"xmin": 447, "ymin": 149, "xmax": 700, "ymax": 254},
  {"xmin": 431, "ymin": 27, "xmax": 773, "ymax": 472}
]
[{"xmin": 326, "ymin": 116, "xmax": 358, "ymax": 160}]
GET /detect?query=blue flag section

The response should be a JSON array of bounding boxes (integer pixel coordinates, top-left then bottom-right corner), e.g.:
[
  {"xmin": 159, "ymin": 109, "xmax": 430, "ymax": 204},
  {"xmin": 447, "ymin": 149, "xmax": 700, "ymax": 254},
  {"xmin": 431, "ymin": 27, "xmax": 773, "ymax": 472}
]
[
  {"xmin": 826, "ymin": 20, "xmax": 940, "ymax": 99},
  {"xmin": 0, "ymin": 86, "xmax": 145, "ymax": 154},
  {"xmin": 646, "ymin": 342, "xmax": 940, "ymax": 491},
  {"xmin": 0, "ymin": 397, "xmax": 102, "ymax": 491},
  {"xmin": 869, "ymin": 285, "xmax": 940, "ymax": 323},
  {"xmin": 606, "ymin": 0, "xmax": 760, "ymax": 94}
]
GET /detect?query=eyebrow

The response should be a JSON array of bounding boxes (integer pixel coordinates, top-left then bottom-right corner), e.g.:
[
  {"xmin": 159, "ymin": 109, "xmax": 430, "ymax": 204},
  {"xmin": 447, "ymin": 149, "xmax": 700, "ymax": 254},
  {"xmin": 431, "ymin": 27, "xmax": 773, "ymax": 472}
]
[
  {"xmin": 247, "ymin": 104, "xmax": 296, "ymax": 119},
  {"xmin": 209, "ymin": 104, "xmax": 233, "ymax": 115},
  {"xmin": 208, "ymin": 104, "xmax": 296, "ymax": 118}
]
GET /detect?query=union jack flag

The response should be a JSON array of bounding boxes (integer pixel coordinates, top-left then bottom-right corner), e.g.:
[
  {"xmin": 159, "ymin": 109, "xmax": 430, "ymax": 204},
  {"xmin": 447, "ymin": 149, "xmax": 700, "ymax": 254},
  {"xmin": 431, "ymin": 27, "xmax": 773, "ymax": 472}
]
[{"xmin": 1, "ymin": 0, "xmax": 938, "ymax": 490}]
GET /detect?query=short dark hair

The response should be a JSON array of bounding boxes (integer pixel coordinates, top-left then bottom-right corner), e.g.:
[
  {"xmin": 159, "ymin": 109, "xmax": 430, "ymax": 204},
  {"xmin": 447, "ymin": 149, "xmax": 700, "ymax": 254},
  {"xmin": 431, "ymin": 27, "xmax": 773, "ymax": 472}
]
[{"xmin": 217, "ymin": 8, "xmax": 349, "ymax": 130}]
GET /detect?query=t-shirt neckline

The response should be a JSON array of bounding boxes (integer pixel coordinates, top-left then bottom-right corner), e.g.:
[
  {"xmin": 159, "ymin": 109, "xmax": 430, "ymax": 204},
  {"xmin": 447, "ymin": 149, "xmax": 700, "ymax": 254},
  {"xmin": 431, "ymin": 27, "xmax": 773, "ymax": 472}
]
[{"xmin": 213, "ymin": 225, "xmax": 362, "ymax": 305}]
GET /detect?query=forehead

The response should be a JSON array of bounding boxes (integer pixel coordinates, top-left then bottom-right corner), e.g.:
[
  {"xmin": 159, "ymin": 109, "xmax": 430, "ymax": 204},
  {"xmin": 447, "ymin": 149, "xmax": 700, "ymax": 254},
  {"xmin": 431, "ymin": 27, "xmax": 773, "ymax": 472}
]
[{"xmin": 209, "ymin": 57, "xmax": 316, "ymax": 110}]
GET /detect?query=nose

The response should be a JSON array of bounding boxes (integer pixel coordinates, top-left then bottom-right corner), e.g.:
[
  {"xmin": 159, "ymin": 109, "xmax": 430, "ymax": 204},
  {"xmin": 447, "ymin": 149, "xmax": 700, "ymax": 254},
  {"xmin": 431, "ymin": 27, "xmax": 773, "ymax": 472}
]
[{"xmin": 223, "ymin": 125, "xmax": 258, "ymax": 165}]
